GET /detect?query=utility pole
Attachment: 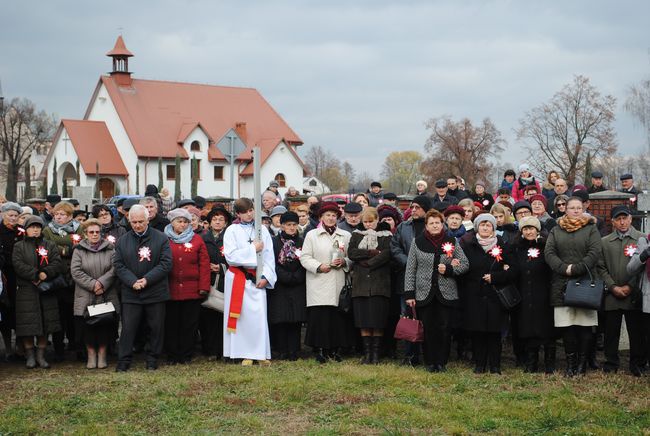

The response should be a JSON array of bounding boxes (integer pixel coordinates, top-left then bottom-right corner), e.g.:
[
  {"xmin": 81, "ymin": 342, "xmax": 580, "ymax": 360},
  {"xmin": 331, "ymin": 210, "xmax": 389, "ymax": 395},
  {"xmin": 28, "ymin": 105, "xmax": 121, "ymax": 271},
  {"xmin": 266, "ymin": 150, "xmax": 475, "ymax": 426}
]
[{"xmin": 253, "ymin": 146, "xmax": 263, "ymax": 281}]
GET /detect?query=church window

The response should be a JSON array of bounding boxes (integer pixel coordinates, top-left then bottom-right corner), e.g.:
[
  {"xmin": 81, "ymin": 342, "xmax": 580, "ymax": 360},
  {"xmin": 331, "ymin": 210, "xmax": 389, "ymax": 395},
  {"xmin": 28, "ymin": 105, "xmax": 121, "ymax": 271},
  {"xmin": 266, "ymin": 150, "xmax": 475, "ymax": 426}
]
[
  {"xmin": 274, "ymin": 173, "xmax": 286, "ymax": 187},
  {"xmin": 166, "ymin": 165, "xmax": 176, "ymax": 180},
  {"xmin": 190, "ymin": 140, "xmax": 201, "ymax": 151}
]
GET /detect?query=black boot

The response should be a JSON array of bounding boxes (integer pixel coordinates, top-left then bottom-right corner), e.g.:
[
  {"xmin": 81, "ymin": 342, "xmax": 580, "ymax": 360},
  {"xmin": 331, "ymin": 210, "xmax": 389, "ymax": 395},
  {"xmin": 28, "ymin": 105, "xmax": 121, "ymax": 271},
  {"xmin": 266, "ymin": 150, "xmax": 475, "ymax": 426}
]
[
  {"xmin": 544, "ymin": 346, "xmax": 556, "ymax": 374},
  {"xmin": 370, "ymin": 337, "xmax": 381, "ymax": 365},
  {"xmin": 577, "ymin": 353, "xmax": 588, "ymax": 375},
  {"xmin": 361, "ymin": 337, "xmax": 372, "ymax": 364},
  {"xmin": 564, "ymin": 353, "xmax": 577, "ymax": 378},
  {"xmin": 524, "ymin": 346, "xmax": 539, "ymax": 373}
]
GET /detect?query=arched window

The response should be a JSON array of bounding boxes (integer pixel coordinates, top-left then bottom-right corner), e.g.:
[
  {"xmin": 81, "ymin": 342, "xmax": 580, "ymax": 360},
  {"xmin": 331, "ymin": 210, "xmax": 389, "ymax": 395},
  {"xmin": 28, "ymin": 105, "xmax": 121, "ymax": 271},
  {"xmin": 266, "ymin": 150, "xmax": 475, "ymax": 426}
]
[
  {"xmin": 309, "ymin": 179, "xmax": 317, "ymax": 187},
  {"xmin": 274, "ymin": 173, "xmax": 286, "ymax": 188},
  {"xmin": 190, "ymin": 140, "xmax": 201, "ymax": 151}
]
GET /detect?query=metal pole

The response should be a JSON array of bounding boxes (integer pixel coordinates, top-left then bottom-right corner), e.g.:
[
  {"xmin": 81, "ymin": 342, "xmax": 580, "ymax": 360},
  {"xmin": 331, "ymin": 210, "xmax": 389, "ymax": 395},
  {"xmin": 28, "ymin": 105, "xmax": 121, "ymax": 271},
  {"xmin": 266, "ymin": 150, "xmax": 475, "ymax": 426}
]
[
  {"xmin": 253, "ymin": 147, "xmax": 263, "ymax": 281},
  {"xmin": 228, "ymin": 135, "xmax": 235, "ymax": 199}
]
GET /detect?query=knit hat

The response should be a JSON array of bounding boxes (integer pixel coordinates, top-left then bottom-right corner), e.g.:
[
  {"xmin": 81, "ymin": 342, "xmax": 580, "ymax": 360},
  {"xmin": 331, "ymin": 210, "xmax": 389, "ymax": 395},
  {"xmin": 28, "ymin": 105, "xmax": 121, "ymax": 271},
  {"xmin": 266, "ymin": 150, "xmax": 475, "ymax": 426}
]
[
  {"xmin": 473, "ymin": 213, "xmax": 497, "ymax": 231},
  {"xmin": 187, "ymin": 206, "xmax": 202, "ymax": 218},
  {"xmin": 411, "ymin": 195, "xmax": 431, "ymax": 212},
  {"xmin": 271, "ymin": 205, "xmax": 288, "ymax": 217},
  {"xmin": 513, "ymin": 200, "xmax": 532, "ymax": 214},
  {"xmin": 475, "ymin": 180, "xmax": 485, "ymax": 188},
  {"xmin": 1, "ymin": 202, "xmax": 22, "ymax": 214},
  {"xmin": 518, "ymin": 216, "xmax": 541, "ymax": 232},
  {"xmin": 318, "ymin": 201, "xmax": 341, "ymax": 218},
  {"xmin": 528, "ymin": 194, "xmax": 548, "ymax": 210},
  {"xmin": 377, "ymin": 204, "xmax": 402, "ymax": 225},
  {"xmin": 280, "ymin": 211, "xmax": 299, "ymax": 224},
  {"xmin": 444, "ymin": 205, "xmax": 465, "ymax": 218},
  {"xmin": 167, "ymin": 208, "xmax": 192, "ymax": 222},
  {"xmin": 416, "ymin": 180, "xmax": 428, "ymax": 189},
  {"xmin": 370, "ymin": 181, "xmax": 382, "ymax": 188},
  {"xmin": 572, "ymin": 190, "xmax": 590, "ymax": 203},
  {"xmin": 24, "ymin": 215, "xmax": 44, "ymax": 229},
  {"xmin": 518, "ymin": 163, "xmax": 530, "ymax": 173}
]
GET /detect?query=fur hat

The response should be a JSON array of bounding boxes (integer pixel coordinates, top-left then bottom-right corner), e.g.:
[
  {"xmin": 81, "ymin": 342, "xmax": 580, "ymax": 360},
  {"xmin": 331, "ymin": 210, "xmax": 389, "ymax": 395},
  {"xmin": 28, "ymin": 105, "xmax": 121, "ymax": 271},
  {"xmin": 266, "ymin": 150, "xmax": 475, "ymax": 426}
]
[{"xmin": 318, "ymin": 201, "xmax": 341, "ymax": 218}]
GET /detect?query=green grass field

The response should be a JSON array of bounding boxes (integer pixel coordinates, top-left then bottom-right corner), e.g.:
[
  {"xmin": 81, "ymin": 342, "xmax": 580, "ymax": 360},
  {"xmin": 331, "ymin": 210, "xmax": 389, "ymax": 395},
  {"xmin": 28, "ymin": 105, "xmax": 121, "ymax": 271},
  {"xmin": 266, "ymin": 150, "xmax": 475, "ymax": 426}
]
[{"xmin": 0, "ymin": 356, "xmax": 648, "ymax": 434}]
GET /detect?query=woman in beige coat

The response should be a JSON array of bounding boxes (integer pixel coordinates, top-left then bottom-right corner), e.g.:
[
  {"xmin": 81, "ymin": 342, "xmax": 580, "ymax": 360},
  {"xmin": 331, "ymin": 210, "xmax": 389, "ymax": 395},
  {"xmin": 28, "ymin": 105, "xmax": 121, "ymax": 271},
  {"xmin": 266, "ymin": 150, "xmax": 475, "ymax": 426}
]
[
  {"xmin": 71, "ymin": 219, "xmax": 120, "ymax": 369},
  {"xmin": 300, "ymin": 202, "xmax": 352, "ymax": 363}
]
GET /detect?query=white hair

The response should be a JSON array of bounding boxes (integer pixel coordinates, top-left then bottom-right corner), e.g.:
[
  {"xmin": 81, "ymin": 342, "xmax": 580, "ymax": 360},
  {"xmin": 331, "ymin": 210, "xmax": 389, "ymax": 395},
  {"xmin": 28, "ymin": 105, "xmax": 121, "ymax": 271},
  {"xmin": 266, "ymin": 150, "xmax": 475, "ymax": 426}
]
[{"xmin": 128, "ymin": 204, "xmax": 150, "ymax": 220}]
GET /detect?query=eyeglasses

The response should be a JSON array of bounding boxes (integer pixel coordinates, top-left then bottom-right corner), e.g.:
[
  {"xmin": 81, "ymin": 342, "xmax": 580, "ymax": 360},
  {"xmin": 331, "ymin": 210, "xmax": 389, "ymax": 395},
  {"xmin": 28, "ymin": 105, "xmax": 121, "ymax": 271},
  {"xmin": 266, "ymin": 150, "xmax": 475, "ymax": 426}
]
[
  {"xmin": 86, "ymin": 230, "xmax": 100, "ymax": 235},
  {"xmin": 98, "ymin": 213, "xmax": 111, "ymax": 218},
  {"xmin": 556, "ymin": 202, "xmax": 566, "ymax": 207}
]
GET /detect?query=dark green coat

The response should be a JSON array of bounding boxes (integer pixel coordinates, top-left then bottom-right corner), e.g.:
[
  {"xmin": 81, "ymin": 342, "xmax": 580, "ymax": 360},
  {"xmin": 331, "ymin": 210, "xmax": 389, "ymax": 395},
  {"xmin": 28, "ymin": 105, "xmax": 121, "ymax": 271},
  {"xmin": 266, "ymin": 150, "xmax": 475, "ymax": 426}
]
[
  {"xmin": 544, "ymin": 221, "xmax": 603, "ymax": 307},
  {"xmin": 347, "ymin": 226, "xmax": 392, "ymax": 298},
  {"xmin": 12, "ymin": 236, "xmax": 64, "ymax": 336},
  {"xmin": 42, "ymin": 222, "xmax": 83, "ymax": 305}
]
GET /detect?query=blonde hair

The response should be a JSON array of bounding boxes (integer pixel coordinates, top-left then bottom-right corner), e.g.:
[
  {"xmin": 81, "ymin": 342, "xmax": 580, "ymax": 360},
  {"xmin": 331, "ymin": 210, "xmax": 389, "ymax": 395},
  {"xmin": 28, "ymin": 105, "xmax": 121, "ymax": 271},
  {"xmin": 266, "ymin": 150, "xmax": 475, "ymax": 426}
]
[
  {"xmin": 82, "ymin": 218, "xmax": 102, "ymax": 234},
  {"xmin": 296, "ymin": 204, "xmax": 309, "ymax": 214},
  {"xmin": 361, "ymin": 207, "xmax": 378, "ymax": 222},
  {"xmin": 52, "ymin": 201, "xmax": 74, "ymax": 216},
  {"xmin": 458, "ymin": 198, "xmax": 474, "ymax": 208}
]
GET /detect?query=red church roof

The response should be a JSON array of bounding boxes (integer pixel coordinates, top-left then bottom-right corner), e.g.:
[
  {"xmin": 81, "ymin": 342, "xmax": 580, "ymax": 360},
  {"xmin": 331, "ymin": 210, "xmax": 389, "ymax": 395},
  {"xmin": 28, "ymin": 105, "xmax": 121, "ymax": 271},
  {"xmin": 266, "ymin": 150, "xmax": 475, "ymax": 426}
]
[
  {"xmin": 87, "ymin": 75, "xmax": 303, "ymax": 161},
  {"xmin": 106, "ymin": 35, "xmax": 133, "ymax": 57},
  {"xmin": 57, "ymin": 120, "xmax": 129, "ymax": 176}
]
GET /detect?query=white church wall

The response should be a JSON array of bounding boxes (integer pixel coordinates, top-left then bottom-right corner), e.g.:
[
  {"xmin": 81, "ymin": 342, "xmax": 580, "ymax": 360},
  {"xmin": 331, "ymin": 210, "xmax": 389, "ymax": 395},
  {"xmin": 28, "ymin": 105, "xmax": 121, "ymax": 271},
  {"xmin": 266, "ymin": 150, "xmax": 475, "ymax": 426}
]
[{"xmin": 238, "ymin": 142, "xmax": 304, "ymax": 198}]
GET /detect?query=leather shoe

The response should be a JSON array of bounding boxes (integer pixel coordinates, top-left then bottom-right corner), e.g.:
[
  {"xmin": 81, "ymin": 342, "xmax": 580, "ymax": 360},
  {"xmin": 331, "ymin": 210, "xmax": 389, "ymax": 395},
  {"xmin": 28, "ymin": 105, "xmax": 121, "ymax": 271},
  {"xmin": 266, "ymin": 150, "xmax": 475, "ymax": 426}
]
[{"xmin": 115, "ymin": 363, "xmax": 130, "ymax": 372}]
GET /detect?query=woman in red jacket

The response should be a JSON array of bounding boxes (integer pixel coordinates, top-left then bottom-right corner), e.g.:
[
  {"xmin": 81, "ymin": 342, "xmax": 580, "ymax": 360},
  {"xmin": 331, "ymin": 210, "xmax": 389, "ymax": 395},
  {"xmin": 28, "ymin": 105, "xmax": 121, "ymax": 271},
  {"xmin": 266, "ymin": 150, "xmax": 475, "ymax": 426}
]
[{"xmin": 164, "ymin": 208, "xmax": 211, "ymax": 364}]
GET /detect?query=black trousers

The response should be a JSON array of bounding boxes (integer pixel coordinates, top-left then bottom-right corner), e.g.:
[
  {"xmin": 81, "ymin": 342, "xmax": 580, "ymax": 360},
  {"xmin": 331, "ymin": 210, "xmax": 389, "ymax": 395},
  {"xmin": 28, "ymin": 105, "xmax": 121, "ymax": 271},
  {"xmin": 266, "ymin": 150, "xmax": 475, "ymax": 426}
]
[
  {"xmin": 164, "ymin": 300, "xmax": 201, "ymax": 362},
  {"xmin": 53, "ymin": 288, "xmax": 76, "ymax": 355},
  {"xmin": 118, "ymin": 302, "xmax": 166, "ymax": 365},
  {"xmin": 270, "ymin": 322, "xmax": 302, "ymax": 356},
  {"xmin": 472, "ymin": 331, "xmax": 502, "ymax": 369},
  {"xmin": 198, "ymin": 306, "xmax": 223, "ymax": 358},
  {"xmin": 562, "ymin": 325, "xmax": 592, "ymax": 356},
  {"xmin": 642, "ymin": 313, "xmax": 650, "ymax": 366},
  {"xmin": 419, "ymin": 300, "xmax": 455, "ymax": 367},
  {"xmin": 604, "ymin": 309, "xmax": 644, "ymax": 370}
]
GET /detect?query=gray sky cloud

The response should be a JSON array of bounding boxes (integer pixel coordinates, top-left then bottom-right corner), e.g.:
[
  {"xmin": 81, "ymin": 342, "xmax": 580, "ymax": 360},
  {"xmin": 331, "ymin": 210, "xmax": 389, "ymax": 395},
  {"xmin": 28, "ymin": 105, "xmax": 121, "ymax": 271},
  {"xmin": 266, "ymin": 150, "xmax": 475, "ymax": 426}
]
[{"xmin": 1, "ymin": 0, "xmax": 648, "ymax": 179}]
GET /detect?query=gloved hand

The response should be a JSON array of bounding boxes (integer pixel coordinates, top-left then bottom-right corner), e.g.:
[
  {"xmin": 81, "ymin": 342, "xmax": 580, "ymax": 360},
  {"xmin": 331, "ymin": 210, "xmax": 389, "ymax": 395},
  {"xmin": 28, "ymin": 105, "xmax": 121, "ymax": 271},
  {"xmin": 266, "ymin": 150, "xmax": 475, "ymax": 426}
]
[{"xmin": 640, "ymin": 246, "xmax": 650, "ymax": 263}]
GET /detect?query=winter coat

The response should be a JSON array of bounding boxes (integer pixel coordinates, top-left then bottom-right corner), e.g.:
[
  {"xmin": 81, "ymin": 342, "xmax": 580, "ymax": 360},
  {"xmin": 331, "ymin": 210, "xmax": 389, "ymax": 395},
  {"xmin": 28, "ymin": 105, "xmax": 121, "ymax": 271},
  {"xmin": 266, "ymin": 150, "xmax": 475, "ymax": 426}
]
[
  {"xmin": 597, "ymin": 228, "xmax": 644, "ymax": 311},
  {"xmin": 471, "ymin": 193, "xmax": 495, "ymax": 210},
  {"xmin": 42, "ymin": 221, "xmax": 83, "ymax": 304},
  {"xmin": 403, "ymin": 233, "xmax": 469, "ymax": 306},
  {"xmin": 390, "ymin": 218, "xmax": 426, "ymax": 294},
  {"xmin": 347, "ymin": 224, "xmax": 392, "ymax": 298},
  {"xmin": 201, "ymin": 229, "xmax": 228, "ymax": 292},
  {"xmin": 626, "ymin": 235, "xmax": 650, "ymax": 313},
  {"xmin": 512, "ymin": 177, "xmax": 541, "ymax": 202},
  {"xmin": 101, "ymin": 221, "xmax": 126, "ymax": 243},
  {"xmin": 448, "ymin": 188, "xmax": 469, "ymax": 201},
  {"xmin": 459, "ymin": 235, "xmax": 517, "ymax": 332},
  {"xmin": 113, "ymin": 227, "xmax": 173, "ymax": 304},
  {"xmin": 496, "ymin": 224, "xmax": 518, "ymax": 246},
  {"xmin": 300, "ymin": 226, "xmax": 351, "ymax": 307},
  {"xmin": 167, "ymin": 233, "xmax": 211, "ymax": 301},
  {"xmin": 367, "ymin": 191, "xmax": 384, "ymax": 207},
  {"xmin": 12, "ymin": 236, "xmax": 63, "ymax": 336},
  {"xmin": 544, "ymin": 220, "xmax": 602, "ymax": 306},
  {"xmin": 511, "ymin": 236, "xmax": 555, "ymax": 339},
  {"xmin": 70, "ymin": 239, "xmax": 120, "ymax": 317},
  {"xmin": 149, "ymin": 213, "xmax": 170, "ymax": 233},
  {"xmin": 268, "ymin": 232, "xmax": 307, "ymax": 324},
  {"xmin": 0, "ymin": 221, "xmax": 23, "ymax": 302}
]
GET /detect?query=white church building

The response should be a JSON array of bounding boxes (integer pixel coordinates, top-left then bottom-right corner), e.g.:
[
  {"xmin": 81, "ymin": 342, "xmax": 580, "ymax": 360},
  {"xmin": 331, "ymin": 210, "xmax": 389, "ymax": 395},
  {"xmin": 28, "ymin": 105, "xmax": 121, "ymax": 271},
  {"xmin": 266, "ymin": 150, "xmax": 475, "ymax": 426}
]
[{"xmin": 42, "ymin": 36, "xmax": 306, "ymax": 200}]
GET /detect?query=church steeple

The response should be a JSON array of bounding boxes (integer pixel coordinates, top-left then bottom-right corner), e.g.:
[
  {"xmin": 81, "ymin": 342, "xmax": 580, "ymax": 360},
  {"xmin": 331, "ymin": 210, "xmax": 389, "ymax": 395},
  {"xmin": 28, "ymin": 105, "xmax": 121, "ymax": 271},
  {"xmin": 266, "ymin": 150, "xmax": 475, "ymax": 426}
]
[{"xmin": 106, "ymin": 36, "xmax": 133, "ymax": 87}]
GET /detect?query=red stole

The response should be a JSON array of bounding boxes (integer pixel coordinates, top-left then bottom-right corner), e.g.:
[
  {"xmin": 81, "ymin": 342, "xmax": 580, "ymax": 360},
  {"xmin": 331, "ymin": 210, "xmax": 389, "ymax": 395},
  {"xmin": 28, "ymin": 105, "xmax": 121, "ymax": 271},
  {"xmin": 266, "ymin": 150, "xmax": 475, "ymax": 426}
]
[{"xmin": 227, "ymin": 266, "xmax": 256, "ymax": 333}]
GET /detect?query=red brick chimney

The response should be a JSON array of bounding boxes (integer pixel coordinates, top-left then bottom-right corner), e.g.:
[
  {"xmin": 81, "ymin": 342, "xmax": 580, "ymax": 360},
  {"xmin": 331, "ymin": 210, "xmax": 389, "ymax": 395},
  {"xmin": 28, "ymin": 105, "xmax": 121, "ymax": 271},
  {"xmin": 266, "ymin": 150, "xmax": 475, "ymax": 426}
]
[{"xmin": 235, "ymin": 122, "xmax": 248, "ymax": 145}]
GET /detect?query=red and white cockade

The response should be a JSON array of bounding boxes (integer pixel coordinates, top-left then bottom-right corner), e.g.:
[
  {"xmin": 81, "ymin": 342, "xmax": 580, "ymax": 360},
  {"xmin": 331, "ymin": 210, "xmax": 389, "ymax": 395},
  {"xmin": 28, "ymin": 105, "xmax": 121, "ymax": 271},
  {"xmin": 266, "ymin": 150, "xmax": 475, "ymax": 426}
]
[
  {"xmin": 71, "ymin": 234, "xmax": 82, "ymax": 245},
  {"xmin": 624, "ymin": 244, "xmax": 638, "ymax": 257},
  {"xmin": 17, "ymin": 227, "xmax": 25, "ymax": 236},
  {"xmin": 483, "ymin": 199, "xmax": 490, "ymax": 206},
  {"xmin": 106, "ymin": 235, "xmax": 116, "ymax": 244},
  {"xmin": 36, "ymin": 246, "xmax": 49, "ymax": 265},
  {"xmin": 527, "ymin": 247, "xmax": 540, "ymax": 259},
  {"xmin": 184, "ymin": 242, "xmax": 193, "ymax": 252},
  {"xmin": 294, "ymin": 248, "xmax": 302, "ymax": 258},
  {"xmin": 138, "ymin": 246, "xmax": 152, "ymax": 262},
  {"xmin": 489, "ymin": 245, "xmax": 503, "ymax": 262},
  {"xmin": 442, "ymin": 242, "xmax": 455, "ymax": 258}
]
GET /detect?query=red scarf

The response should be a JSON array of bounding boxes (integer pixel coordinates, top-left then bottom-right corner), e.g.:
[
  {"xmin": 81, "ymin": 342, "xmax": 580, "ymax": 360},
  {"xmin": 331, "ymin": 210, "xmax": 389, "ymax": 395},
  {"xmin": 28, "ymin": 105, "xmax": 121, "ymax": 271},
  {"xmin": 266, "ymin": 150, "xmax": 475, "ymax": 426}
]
[{"xmin": 424, "ymin": 229, "xmax": 446, "ymax": 250}]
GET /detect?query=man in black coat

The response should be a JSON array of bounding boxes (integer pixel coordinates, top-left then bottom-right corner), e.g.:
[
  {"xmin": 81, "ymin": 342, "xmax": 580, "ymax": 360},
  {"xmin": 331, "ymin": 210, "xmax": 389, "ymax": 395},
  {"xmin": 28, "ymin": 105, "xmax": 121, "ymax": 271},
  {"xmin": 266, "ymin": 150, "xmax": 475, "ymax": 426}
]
[
  {"xmin": 113, "ymin": 204, "xmax": 172, "ymax": 371},
  {"xmin": 141, "ymin": 197, "xmax": 170, "ymax": 233},
  {"xmin": 431, "ymin": 179, "xmax": 458, "ymax": 208},
  {"xmin": 447, "ymin": 176, "xmax": 469, "ymax": 200},
  {"xmin": 588, "ymin": 171, "xmax": 608, "ymax": 194}
]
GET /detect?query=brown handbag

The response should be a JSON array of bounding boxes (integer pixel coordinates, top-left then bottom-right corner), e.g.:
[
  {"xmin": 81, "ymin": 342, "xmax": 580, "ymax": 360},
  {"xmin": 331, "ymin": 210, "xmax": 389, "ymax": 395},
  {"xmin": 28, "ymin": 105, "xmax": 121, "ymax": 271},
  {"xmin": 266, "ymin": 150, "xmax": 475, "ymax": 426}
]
[{"xmin": 394, "ymin": 306, "xmax": 424, "ymax": 343}]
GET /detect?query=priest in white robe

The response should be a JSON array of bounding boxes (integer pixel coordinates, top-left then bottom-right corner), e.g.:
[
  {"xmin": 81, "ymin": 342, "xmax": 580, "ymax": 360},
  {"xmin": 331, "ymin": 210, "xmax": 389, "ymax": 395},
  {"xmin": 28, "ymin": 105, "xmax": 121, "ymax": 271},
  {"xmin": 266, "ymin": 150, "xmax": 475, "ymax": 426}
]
[{"xmin": 223, "ymin": 198, "xmax": 276, "ymax": 364}]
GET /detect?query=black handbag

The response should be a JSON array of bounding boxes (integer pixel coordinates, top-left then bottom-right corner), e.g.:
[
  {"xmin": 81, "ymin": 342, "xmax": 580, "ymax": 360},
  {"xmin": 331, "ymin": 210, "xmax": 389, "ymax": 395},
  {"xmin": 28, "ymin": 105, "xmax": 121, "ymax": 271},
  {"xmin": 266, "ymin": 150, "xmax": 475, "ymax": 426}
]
[
  {"xmin": 338, "ymin": 274, "xmax": 352, "ymax": 313},
  {"xmin": 563, "ymin": 264, "xmax": 604, "ymax": 310},
  {"xmin": 493, "ymin": 284, "xmax": 521, "ymax": 309},
  {"xmin": 84, "ymin": 295, "xmax": 118, "ymax": 327},
  {"xmin": 37, "ymin": 275, "xmax": 70, "ymax": 293}
]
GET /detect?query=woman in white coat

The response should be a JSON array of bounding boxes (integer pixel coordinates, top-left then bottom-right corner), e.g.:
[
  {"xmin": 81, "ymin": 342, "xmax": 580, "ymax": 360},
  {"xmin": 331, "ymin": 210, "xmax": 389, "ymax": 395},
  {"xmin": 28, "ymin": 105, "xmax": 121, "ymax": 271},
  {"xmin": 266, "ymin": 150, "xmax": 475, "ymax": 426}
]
[{"xmin": 300, "ymin": 202, "xmax": 352, "ymax": 363}]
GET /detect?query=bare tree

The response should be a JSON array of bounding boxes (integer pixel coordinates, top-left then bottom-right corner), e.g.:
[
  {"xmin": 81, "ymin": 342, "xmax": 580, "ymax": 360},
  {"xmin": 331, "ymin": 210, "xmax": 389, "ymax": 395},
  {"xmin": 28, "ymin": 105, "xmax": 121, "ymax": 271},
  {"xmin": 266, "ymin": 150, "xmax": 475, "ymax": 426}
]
[
  {"xmin": 517, "ymin": 75, "xmax": 617, "ymax": 186},
  {"xmin": 422, "ymin": 116, "xmax": 504, "ymax": 188},
  {"xmin": 625, "ymin": 76, "xmax": 650, "ymax": 148},
  {"xmin": 342, "ymin": 161, "xmax": 355, "ymax": 191},
  {"xmin": 0, "ymin": 98, "xmax": 56, "ymax": 201},
  {"xmin": 304, "ymin": 145, "xmax": 351, "ymax": 192},
  {"xmin": 381, "ymin": 151, "xmax": 423, "ymax": 194}
]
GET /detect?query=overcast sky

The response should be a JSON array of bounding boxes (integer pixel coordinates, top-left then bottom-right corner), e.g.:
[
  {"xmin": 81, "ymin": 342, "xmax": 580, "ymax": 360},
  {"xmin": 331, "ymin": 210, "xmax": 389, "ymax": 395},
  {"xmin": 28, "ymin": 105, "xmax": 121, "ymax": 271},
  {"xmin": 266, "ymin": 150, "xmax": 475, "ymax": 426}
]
[{"xmin": 1, "ymin": 0, "xmax": 648, "ymax": 180}]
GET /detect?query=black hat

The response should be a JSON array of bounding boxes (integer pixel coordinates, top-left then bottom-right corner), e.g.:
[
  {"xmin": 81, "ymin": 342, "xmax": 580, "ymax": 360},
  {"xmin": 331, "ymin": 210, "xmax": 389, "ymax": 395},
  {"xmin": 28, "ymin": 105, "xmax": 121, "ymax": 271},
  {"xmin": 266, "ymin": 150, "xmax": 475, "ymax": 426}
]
[
  {"xmin": 72, "ymin": 210, "xmax": 87, "ymax": 219},
  {"xmin": 370, "ymin": 181, "xmax": 382, "ymax": 188},
  {"xmin": 434, "ymin": 179, "xmax": 447, "ymax": 189},
  {"xmin": 620, "ymin": 173, "xmax": 633, "ymax": 181},
  {"xmin": 24, "ymin": 215, "xmax": 45, "ymax": 229},
  {"xmin": 504, "ymin": 169, "xmax": 516, "ymax": 177},
  {"xmin": 46, "ymin": 194, "xmax": 61, "ymax": 205},
  {"xmin": 280, "ymin": 211, "xmax": 299, "ymax": 224},
  {"xmin": 145, "ymin": 184, "xmax": 159, "ymax": 196},
  {"xmin": 591, "ymin": 171, "xmax": 603, "ymax": 179},
  {"xmin": 206, "ymin": 205, "xmax": 232, "ymax": 225},
  {"xmin": 611, "ymin": 205, "xmax": 632, "ymax": 218},
  {"xmin": 176, "ymin": 199, "xmax": 196, "ymax": 208},
  {"xmin": 192, "ymin": 196, "xmax": 207, "ymax": 209},
  {"xmin": 411, "ymin": 195, "xmax": 431, "ymax": 212},
  {"xmin": 68, "ymin": 198, "xmax": 79, "ymax": 207},
  {"xmin": 513, "ymin": 200, "xmax": 532, "ymax": 214},
  {"xmin": 383, "ymin": 192, "xmax": 397, "ymax": 201},
  {"xmin": 343, "ymin": 202, "xmax": 363, "ymax": 214},
  {"xmin": 123, "ymin": 198, "xmax": 140, "ymax": 211},
  {"xmin": 572, "ymin": 190, "xmax": 590, "ymax": 203}
]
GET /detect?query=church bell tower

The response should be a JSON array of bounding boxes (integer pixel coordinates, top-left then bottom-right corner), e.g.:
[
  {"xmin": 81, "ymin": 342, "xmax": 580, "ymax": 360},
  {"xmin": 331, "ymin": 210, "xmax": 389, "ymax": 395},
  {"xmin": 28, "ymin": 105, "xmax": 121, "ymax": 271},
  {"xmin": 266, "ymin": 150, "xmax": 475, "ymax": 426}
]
[{"xmin": 106, "ymin": 35, "xmax": 133, "ymax": 87}]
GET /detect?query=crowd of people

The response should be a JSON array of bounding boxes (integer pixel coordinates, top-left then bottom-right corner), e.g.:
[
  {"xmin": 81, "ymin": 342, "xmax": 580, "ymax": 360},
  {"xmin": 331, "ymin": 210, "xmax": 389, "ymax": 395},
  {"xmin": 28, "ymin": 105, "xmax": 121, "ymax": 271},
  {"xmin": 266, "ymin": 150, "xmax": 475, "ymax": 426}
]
[{"xmin": 0, "ymin": 167, "xmax": 647, "ymax": 378}]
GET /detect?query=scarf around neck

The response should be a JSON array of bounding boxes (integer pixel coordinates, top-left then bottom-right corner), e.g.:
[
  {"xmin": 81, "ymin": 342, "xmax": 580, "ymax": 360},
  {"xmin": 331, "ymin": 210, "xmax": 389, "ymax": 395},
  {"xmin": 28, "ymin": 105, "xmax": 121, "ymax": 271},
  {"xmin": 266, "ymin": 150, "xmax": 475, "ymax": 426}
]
[
  {"xmin": 558, "ymin": 214, "xmax": 591, "ymax": 233},
  {"xmin": 164, "ymin": 223, "xmax": 194, "ymax": 244},
  {"xmin": 424, "ymin": 229, "xmax": 446, "ymax": 250},
  {"xmin": 447, "ymin": 225, "xmax": 466, "ymax": 239},
  {"xmin": 477, "ymin": 234, "xmax": 498, "ymax": 253},
  {"xmin": 322, "ymin": 222, "xmax": 337, "ymax": 235},
  {"xmin": 48, "ymin": 219, "xmax": 79, "ymax": 236},
  {"xmin": 278, "ymin": 232, "xmax": 300, "ymax": 265}
]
